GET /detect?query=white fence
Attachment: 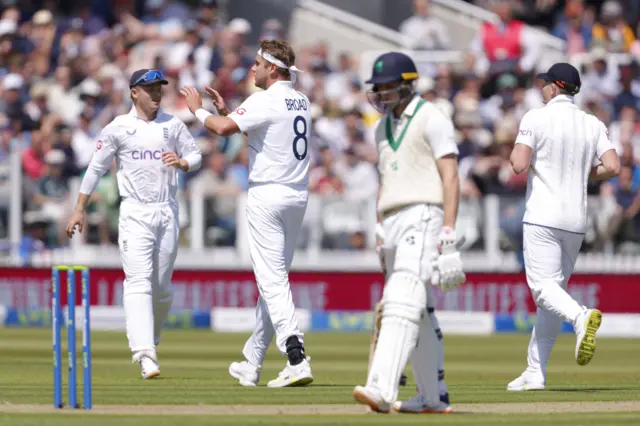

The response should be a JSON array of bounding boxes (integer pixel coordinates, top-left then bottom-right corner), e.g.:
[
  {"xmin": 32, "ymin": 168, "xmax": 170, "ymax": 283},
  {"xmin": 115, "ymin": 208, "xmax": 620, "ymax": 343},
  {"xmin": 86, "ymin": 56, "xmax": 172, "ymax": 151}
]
[{"xmin": 1, "ymin": 168, "xmax": 636, "ymax": 273}]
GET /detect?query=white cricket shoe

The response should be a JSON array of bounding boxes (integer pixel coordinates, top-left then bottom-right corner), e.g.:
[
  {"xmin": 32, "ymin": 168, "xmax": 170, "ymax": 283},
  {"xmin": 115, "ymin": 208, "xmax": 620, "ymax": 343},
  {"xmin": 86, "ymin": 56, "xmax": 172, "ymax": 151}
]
[
  {"xmin": 392, "ymin": 394, "xmax": 453, "ymax": 414},
  {"xmin": 267, "ymin": 357, "xmax": 313, "ymax": 388},
  {"xmin": 133, "ymin": 350, "xmax": 160, "ymax": 380},
  {"xmin": 352, "ymin": 385, "xmax": 390, "ymax": 413},
  {"xmin": 506, "ymin": 373, "xmax": 545, "ymax": 391},
  {"xmin": 574, "ymin": 308, "xmax": 602, "ymax": 366},
  {"xmin": 229, "ymin": 360, "xmax": 260, "ymax": 386}
]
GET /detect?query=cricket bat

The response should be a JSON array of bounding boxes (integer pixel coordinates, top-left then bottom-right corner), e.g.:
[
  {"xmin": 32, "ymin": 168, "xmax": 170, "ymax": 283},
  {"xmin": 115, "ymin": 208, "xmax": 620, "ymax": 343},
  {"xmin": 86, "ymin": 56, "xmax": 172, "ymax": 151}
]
[
  {"xmin": 367, "ymin": 301, "xmax": 383, "ymax": 373},
  {"xmin": 367, "ymin": 301, "xmax": 407, "ymax": 386}
]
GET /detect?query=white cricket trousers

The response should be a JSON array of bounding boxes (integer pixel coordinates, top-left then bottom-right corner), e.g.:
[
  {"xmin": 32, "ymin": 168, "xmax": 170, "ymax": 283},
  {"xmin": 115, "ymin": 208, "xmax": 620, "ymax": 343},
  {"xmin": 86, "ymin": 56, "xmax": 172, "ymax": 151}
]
[
  {"xmin": 371, "ymin": 204, "xmax": 445, "ymax": 403},
  {"xmin": 119, "ymin": 200, "xmax": 179, "ymax": 353},
  {"xmin": 522, "ymin": 223, "xmax": 584, "ymax": 379},
  {"xmin": 242, "ymin": 183, "xmax": 307, "ymax": 365}
]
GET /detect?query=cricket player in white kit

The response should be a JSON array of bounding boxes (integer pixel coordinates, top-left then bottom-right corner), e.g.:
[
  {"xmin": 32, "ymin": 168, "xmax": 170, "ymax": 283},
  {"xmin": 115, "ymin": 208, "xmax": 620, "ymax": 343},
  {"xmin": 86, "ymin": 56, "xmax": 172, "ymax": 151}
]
[
  {"xmin": 353, "ymin": 52, "xmax": 465, "ymax": 414},
  {"xmin": 181, "ymin": 39, "xmax": 313, "ymax": 387},
  {"xmin": 508, "ymin": 63, "xmax": 620, "ymax": 391},
  {"xmin": 66, "ymin": 69, "xmax": 202, "ymax": 379}
]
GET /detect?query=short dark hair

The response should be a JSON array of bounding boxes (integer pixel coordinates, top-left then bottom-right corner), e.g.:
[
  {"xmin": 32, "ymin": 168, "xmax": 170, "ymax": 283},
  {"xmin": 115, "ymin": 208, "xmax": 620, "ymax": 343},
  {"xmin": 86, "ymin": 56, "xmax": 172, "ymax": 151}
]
[{"xmin": 259, "ymin": 39, "xmax": 296, "ymax": 79}]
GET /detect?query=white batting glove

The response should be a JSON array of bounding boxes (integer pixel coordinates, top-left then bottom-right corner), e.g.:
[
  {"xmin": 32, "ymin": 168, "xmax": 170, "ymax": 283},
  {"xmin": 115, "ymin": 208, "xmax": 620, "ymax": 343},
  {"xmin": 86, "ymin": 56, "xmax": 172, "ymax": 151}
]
[
  {"xmin": 375, "ymin": 223, "xmax": 387, "ymax": 276},
  {"xmin": 431, "ymin": 226, "xmax": 466, "ymax": 292}
]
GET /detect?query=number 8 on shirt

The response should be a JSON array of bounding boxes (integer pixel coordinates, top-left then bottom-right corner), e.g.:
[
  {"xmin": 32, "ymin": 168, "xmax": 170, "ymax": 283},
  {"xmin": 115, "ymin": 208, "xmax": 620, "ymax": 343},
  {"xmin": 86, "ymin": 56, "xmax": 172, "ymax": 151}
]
[{"xmin": 224, "ymin": 41, "xmax": 313, "ymax": 388}]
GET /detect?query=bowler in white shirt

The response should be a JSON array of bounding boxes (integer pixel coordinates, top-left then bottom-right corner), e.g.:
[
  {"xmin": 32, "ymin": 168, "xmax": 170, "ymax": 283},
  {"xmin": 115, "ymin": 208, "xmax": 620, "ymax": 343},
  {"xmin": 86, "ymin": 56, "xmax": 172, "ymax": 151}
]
[
  {"xmin": 508, "ymin": 63, "xmax": 620, "ymax": 391},
  {"xmin": 182, "ymin": 39, "xmax": 314, "ymax": 388},
  {"xmin": 66, "ymin": 69, "xmax": 202, "ymax": 380}
]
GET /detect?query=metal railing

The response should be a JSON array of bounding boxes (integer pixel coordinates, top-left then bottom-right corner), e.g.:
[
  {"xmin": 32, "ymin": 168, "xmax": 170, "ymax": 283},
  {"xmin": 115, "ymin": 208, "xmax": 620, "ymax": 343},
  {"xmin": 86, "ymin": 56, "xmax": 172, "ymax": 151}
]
[{"xmin": 8, "ymin": 173, "xmax": 640, "ymax": 273}]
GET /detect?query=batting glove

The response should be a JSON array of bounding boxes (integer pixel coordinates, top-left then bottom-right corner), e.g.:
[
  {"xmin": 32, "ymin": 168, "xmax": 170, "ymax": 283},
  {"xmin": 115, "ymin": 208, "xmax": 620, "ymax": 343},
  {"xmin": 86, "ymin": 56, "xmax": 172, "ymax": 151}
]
[{"xmin": 431, "ymin": 226, "xmax": 466, "ymax": 292}]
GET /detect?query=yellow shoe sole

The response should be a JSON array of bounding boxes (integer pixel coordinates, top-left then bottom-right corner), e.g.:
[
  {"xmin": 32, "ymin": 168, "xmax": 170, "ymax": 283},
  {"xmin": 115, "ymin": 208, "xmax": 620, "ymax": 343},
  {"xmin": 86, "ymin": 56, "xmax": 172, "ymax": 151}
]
[
  {"xmin": 577, "ymin": 310, "xmax": 602, "ymax": 366},
  {"xmin": 288, "ymin": 376, "xmax": 314, "ymax": 387}
]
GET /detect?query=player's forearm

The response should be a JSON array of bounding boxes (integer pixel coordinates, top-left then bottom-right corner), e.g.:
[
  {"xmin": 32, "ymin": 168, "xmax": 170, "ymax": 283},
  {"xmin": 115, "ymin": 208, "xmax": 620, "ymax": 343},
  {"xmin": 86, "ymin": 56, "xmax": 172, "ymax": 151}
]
[
  {"xmin": 441, "ymin": 174, "xmax": 460, "ymax": 228},
  {"xmin": 74, "ymin": 193, "xmax": 92, "ymax": 212},
  {"xmin": 589, "ymin": 164, "xmax": 618, "ymax": 180},
  {"xmin": 78, "ymin": 165, "xmax": 104, "ymax": 200},
  {"xmin": 195, "ymin": 109, "xmax": 238, "ymax": 136},
  {"xmin": 180, "ymin": 153, "xmax": 202, "ymax": 172}
]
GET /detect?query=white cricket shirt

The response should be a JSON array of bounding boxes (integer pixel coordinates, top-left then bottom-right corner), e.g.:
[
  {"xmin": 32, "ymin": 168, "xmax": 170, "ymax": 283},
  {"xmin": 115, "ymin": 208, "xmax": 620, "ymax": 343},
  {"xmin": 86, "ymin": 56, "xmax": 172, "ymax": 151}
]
[
  {"xmin": 515, "ymin": 95, "xmax": 615, "ymax": 233},
  {"xmin": 228, "ymin": 81, "xmax": 311, "ymax": 187},
  {"xmin": 376, "ymin": 95, "xmax": 459, "ymax": 214},
  {"xmin": 79, "ymin": 107, "xmax": 202, "ymax": 204}
]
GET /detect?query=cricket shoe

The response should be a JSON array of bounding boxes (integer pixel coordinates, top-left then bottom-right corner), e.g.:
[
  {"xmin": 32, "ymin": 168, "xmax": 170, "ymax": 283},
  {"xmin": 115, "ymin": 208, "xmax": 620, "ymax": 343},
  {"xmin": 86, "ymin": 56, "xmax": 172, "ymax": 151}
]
[
  {"xmin": 352, "ymin": 385, "xmax": 390, "ymax": 413},
  {"xmin": 229, "ymin": 360, "xmax": 260, "ymax": 386},
  {"xmin": 392, "ymin": 394, "xmax": 452, "ymax": 414},
  {"xmin": 267, "ymin": 356, "xmax": 313, "ymax": 388},
  {"xmin": 413, "ymin": 386, "xmax": 450, "ymax": 404},
  {"xmin": 133, "ymin": 350, "xmax": 160, "ymax": 380},
  {"xmin": 575, "ymin": 308, "xmax": 602, "ymax": 366},
  {"xmin": 506, "ymin": 373, "xmax": 545, "ymax": 391}
]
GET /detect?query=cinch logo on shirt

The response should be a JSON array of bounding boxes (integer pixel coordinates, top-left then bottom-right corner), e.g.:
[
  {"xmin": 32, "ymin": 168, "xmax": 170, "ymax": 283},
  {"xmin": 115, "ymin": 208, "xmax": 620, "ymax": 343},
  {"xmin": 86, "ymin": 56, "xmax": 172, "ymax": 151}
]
[
  {"xmin": 519, "ymin": 129, "xmax": 532, "ymax": 136},
  {"xmin": 131, "ymin": 149, "xmax": 164, "ymax": 160}
]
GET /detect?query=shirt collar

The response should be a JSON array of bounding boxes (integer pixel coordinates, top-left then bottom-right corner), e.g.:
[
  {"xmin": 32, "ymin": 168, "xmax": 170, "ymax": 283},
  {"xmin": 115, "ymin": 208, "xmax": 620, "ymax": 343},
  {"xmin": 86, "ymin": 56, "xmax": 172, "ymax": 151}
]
[
  {"xmin": 546, "ymin": 94, "xmax": 574, "ymax": 106},
  {"xmin": 129, "ymin": 106, "xmax": 164, "ymax": 121},
  {"xmin": 268, "ymin": 80, "xmax": 292, "ymax": 90}
]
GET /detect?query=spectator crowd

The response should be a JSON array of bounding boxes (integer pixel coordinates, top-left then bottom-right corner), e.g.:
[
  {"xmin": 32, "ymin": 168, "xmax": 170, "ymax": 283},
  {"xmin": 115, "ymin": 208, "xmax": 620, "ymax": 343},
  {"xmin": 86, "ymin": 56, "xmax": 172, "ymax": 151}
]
[{"xmin": 0, "ymin": 0, "xmax": 638, "ymax": 262}]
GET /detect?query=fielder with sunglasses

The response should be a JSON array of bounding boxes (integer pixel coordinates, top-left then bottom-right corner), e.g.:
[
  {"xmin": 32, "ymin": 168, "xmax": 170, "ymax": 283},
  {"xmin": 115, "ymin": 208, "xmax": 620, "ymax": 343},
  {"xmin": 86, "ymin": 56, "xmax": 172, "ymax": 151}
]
[{"xmin": 66, "ymin": 69, "xmax": 202, "ymax": 379}]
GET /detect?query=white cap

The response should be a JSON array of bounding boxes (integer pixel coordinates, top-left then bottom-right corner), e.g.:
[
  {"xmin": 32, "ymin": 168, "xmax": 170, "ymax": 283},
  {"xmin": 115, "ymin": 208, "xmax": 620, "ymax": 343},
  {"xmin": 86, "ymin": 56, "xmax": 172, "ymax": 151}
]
[
  {"xmin": 228, "ymin": 18, "xmax": 251, "ymax": 35},
  {"xmin": 310, "ymin": 103, "xmax": 323, "ymax": 120},
  {"xmin": 415, "ymin": 76, "xmax": 435, "ymax": 93},
  {"xmin": 79, "ymin": 78, "xmax": 101, "ymax": 97},
  {"xmin": 45, "ymin": 149, "xmax": 66, "ymax": 165},
  {"xmin": 29, "ymin": 81, "xmax": 49, "ymax": 98},
  {"xmin": 2, "ymin": 73, "xmax": 23, "ymax": 90},
  {"xmin": 98, "ymin": 64, "xmax": 123, "ymax": 81},
  {"xmin": 32, "ymin": 10, "xmax": 53, "ymax": 26},
  {"xmin": 602, "ymin": 0, "xmax": 622, "ymax": 17},
  {"xmin": 590, "ymin": 47, "xmax": 608, "ymax": 61},
  {"xmin": 0, "ymin": 19, "xmax": 17, "ymax": 37}
]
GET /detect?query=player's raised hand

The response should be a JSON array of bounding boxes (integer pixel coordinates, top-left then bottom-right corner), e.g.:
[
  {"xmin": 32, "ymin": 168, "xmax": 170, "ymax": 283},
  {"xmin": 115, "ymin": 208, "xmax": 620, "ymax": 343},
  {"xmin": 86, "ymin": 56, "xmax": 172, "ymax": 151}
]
[
  {"xmin": 205, "ymin": 86, "xmax": 229, "ymax": 116},
  {"xmin": 180, "ymin": 86, "xmax": 202, "ymax": 114},
  {"xmin": 66, "ymin": 210, "xmax": 85, "ymax": 238}
]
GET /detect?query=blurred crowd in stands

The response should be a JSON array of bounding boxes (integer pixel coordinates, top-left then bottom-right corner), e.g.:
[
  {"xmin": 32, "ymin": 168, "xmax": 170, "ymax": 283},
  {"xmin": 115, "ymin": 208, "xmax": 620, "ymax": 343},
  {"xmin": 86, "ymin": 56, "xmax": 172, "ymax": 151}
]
[{"xmin": 0, "ymin": 0, "xmax": 638, "ymax": 259}]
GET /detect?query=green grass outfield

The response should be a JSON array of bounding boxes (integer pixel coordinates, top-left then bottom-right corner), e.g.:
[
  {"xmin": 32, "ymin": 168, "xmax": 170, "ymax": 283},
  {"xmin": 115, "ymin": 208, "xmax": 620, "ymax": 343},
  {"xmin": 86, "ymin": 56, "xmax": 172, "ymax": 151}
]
[{"xmin": 0, "ymin": 329, "xmax": 639, "ymax": 425}]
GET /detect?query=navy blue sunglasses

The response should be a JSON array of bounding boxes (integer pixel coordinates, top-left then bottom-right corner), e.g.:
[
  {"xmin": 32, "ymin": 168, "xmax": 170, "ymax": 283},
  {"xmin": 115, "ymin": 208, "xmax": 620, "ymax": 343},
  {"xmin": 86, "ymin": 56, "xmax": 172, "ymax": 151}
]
[{"xmin": 132, "ymin": 70, "xmax": 165, "ymax": 87}]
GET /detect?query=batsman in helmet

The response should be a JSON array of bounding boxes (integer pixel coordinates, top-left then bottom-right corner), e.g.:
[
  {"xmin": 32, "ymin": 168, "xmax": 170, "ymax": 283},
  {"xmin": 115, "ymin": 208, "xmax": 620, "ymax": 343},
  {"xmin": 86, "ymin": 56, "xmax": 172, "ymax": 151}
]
[{"xmin": 353, "ymin": 52, "xmax": 465, "ymax": 413}]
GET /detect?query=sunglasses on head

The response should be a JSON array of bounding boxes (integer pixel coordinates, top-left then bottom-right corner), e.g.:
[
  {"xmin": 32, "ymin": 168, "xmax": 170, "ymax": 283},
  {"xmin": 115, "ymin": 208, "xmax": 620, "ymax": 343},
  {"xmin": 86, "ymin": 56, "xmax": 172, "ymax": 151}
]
[{"xmin": 132, "ymin": 70, "xmax": 164, "ymax": 87}]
